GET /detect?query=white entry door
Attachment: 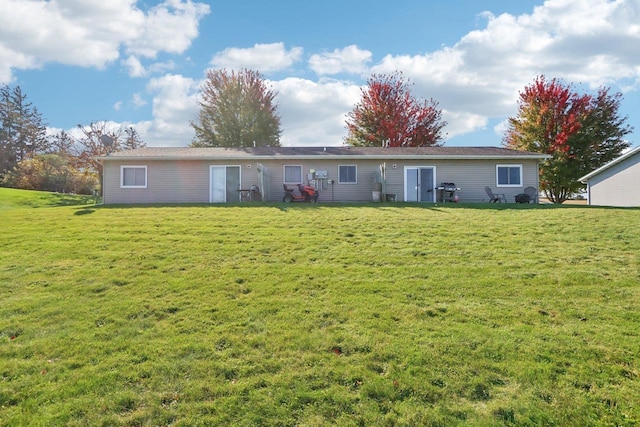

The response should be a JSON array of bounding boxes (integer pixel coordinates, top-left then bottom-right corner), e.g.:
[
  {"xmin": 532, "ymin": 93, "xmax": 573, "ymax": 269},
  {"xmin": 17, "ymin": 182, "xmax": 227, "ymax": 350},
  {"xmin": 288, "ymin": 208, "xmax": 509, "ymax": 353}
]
[
  {"xmin": 404, "ymin": 167, "xmax": 435, "ymax": 202},
  {"xmin": 210, "ymin": 166, "xmax": 241, "ymax": 203}
]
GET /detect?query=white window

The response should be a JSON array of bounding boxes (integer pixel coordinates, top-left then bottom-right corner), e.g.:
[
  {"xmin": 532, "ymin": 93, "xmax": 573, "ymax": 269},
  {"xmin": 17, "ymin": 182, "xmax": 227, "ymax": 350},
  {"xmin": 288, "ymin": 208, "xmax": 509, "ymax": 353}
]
[
  {"xmin": 121, "ymin": 165, "xmax": 147, "ymax": 188},
  {"xmin": 496, "ymin": 165, "xmax": 522, "ymax": 187},
  {"xmin": 338, "ymin": 165, "xmax": 357, "ymax": 184},
  {"xmin": 284, "ymin": 165, "xmax": 303, "ymax": 184}
]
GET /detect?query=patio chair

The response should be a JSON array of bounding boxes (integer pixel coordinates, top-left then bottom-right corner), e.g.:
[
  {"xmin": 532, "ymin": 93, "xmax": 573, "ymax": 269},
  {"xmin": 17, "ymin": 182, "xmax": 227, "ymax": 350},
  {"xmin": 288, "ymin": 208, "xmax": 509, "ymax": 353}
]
[
  {"xmin": 485, "ymin": 186, "xmax": 507, "ymax": 203},
  {"xmin": 524, "ymin": 186, "xmax": 538, "ymax": 204},
  {"xmin": 250, "ymin": 185, "xmax": 261, "ymax": 201}
]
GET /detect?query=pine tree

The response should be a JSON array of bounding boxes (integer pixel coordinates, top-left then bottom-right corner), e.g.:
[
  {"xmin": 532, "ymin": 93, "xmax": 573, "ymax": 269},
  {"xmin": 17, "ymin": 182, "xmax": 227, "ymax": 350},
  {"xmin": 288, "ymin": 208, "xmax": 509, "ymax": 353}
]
[{"xmin": 0, "ymin": 85, "xmax": 48, "ymax": 179}]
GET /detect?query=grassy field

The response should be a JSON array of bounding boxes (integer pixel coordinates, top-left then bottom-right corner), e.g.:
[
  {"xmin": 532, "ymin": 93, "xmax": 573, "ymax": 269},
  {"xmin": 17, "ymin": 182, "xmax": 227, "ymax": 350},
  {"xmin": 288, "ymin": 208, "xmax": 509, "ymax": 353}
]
[
  {"xmin": 0, "ymin": 188, "xmax": 99, "ymax": 211},
  {"xmin": 1, "ymin": 189, "xmax": 639, "ymax": 426}
]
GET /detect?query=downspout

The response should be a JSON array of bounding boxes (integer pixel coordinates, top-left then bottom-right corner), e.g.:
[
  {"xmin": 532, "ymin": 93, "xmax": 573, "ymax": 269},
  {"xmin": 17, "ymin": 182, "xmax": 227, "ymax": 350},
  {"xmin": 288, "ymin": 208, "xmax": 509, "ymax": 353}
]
[
  {"xmin": 98, "ymin": 158, "xmax": 105, "ymax": 205},
  {"xmin": 102, "ymin": 161, "xmax": 105, "ymax": 205},
  {"xmin": 257, "ymin": 163, "xmax": 266, "ymax": 201},
  {"xmin": 380, "ymin": 162, "xmax": 386, "ymax": 198},
  {"xmin": 585, "ymin": 181, "xmax": 591, "ymax": 206},
  {"xmin": 535, "ymin": 159, "xmax": 540, "ymax": 203},
  {"xmin": 257, "ymin": 163, "xmax": 263, "ymax": 202}
]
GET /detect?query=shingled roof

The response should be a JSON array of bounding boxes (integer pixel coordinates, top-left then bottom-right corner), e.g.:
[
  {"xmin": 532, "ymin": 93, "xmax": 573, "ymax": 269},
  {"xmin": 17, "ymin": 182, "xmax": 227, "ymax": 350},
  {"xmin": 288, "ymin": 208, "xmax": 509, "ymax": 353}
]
[{"xmin": 98, "ymin": 146, "xmax": 549, "ymax": 161}]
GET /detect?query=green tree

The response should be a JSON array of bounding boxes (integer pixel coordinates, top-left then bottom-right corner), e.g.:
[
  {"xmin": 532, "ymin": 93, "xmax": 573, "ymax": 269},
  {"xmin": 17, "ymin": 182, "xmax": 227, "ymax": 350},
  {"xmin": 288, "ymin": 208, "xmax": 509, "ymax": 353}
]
[
  {"xmin": 191, "ymin": 69, "xmax": 281, "ymax": 147},
  {"xmin": 504, "ymin": 76, "xmax": 632, "ymax": 203},
  {"xmin": 345, "ymin": 72, "xmax": 446, "ymax": 147},
  {"xmin": 0, "ymin": 85, "xmax": 49, "ymax": 180}
]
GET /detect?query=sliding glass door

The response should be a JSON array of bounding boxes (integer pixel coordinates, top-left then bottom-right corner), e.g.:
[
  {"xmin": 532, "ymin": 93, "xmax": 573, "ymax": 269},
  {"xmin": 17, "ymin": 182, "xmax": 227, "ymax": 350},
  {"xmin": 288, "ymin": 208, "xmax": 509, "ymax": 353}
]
[{"xmin": 404, "ymin": 167, "xmax": 435, "ymax": 202}]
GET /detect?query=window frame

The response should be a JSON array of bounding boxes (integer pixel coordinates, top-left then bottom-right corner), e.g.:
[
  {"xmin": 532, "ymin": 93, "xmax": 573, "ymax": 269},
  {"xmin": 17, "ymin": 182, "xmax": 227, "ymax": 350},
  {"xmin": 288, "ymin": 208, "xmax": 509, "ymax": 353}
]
[
  {"xmin": 496, "ymin": 164, "xmax": 522, "ymax": 187},
  {"xmin": 283, "ymin": 165, "xmax": 303, "ymax": 184},
  {"xmin": 120, "ymin": 165, "xmax": 147, "ymax": 189},
  {"xmin": 338, "ymin": 164, "xmax": 357, "ymax": 184}
]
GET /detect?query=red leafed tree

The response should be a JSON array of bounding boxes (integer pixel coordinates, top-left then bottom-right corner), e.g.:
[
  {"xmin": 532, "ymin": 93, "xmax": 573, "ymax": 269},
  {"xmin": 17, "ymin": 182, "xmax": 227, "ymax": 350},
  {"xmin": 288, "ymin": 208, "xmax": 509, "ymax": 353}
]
[
  {"xmin": 504, "ymin": 75, "xmax": 632, "ymax": 203},
  {"xmin": 504, "ymin": 76, "xmax": 589, "ymax": 155},
  {"xmin": 345, "ymin": 72, "xmax": 446, "ymax": 147}
]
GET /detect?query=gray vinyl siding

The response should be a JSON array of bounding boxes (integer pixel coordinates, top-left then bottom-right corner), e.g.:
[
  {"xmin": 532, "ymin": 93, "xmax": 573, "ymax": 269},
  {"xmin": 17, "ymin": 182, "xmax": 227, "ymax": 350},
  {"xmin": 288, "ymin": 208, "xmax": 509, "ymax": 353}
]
[
  {"xmin": 262, "ymin": 159, "xmax": 381, "ymax": 202},
  {"xmin": 103, "ymin": 160, "xmax": 207, "ymax": 204},
  {"xmin": 429, "ymin": 159, "xmax": 538, "ymax": 203},
  {"xmin": 102, "ymin": 157, "xmax": 539, "ymax": 204},
  {"xmin": 586, "ymin": 153, "xmax": 640, "ymax": 207},
  {"xmin": 379, "ymin": 159, "xmax": 538, "ymax": 202},
  {"xmin": 261, "ymin": 158, "xmax": 539, "ymax": 203},
  {"xmin": 103, "ymin": 160, "xmax": 262, "ymax": 204}
]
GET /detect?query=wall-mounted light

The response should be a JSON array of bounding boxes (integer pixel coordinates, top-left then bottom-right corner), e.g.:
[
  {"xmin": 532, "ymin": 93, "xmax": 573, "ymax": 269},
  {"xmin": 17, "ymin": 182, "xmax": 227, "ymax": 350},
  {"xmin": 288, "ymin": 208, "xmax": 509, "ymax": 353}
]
[
  {"xmin": 393, "ymin": 164, "xmax": 397, "ymax": 169},
  {"xmin": 247, "ymin": 164, "xmax": 252, "ymax": 168}
]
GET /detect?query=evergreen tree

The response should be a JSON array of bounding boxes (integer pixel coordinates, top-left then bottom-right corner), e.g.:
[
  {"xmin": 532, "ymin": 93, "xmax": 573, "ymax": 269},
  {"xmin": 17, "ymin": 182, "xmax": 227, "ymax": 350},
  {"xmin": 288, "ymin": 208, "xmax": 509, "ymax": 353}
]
[{"xmin": 0, "ymin": 85, "xmax": 48, "ymax": 179}]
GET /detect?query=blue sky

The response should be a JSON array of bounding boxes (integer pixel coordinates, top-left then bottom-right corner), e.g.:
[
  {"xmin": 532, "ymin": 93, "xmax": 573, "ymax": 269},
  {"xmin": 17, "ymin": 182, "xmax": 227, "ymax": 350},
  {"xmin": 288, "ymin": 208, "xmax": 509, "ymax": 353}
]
[{"xmin": 1, "ymin": 0, "xmax": 639, "ymax": 149}]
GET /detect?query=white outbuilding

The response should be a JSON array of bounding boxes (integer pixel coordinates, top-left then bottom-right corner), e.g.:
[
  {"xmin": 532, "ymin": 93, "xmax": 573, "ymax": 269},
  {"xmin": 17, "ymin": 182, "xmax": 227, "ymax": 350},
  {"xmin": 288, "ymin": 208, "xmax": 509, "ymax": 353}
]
[{"xmin": 579, "ymin": 145, "xmax": 640, "ymax": 207}]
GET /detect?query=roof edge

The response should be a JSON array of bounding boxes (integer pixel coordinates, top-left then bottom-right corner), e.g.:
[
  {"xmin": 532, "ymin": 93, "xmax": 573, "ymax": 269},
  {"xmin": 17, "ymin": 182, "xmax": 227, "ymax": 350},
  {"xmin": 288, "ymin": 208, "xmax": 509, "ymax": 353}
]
[
  {"xmin": 97, "ymin": 154, "xmax": 550, "ymax": 162},
  {"xmin": 96, "ymin": 146, "xmax": 551, "ymax": 162},
  {"xmin": 579, "ymin": 145, "xmax": 640, "ymax": 182}
]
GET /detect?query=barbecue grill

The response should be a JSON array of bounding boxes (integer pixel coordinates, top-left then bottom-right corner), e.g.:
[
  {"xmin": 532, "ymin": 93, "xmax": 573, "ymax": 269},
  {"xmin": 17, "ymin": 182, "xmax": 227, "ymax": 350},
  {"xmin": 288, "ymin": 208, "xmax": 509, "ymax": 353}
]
[{"xmin": 437, "ymin": 182, "xmax": 460, "ymax": 203}]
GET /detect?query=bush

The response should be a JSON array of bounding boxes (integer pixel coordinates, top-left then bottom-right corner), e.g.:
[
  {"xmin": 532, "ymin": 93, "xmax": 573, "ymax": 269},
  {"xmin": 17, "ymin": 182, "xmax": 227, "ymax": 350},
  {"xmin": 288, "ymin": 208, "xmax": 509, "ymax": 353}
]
[{"xmin": 1, "ymin": 154, "xmax": 98, "ymax": 194}]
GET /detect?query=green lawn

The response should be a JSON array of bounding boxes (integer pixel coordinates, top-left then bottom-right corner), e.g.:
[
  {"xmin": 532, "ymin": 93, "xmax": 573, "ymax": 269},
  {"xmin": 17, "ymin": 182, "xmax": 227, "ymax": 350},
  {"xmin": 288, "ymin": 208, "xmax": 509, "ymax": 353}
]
[
  {"xmin": 0, "ymin": 187, "xmax": 98, "ymax": 211},
  {"xmin": 1, "ymin": 190, "xmax": 639, "ymax": 426}
]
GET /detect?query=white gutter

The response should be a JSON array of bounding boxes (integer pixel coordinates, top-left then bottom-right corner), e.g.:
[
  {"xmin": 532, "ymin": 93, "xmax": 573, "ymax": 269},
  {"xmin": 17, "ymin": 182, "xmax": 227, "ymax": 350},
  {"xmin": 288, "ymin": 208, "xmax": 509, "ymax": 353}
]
[{"xmin": 97, "ymin": 154, "xmax": 551, "ymax": 162}]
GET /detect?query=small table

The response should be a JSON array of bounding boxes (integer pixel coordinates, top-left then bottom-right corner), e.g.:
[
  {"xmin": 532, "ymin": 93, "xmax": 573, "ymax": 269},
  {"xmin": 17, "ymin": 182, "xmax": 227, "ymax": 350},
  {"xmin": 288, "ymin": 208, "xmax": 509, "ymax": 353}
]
[{"xmin": 238, "ymin": 189, "xmax": 251, "ymax": 202}]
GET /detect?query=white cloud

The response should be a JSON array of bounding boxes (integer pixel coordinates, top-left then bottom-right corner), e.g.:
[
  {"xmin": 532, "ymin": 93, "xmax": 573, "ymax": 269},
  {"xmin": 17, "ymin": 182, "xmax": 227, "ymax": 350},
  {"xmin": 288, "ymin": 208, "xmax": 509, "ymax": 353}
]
[
  {"xmin": 210, "ymin": 43, "xmax": 303, "ymax": 73},
  {"xmin": 273, "ymin": 78, "xmax": 361, "ymax": 146},
  {"xmin": 132, "ymin": 93, "xmax": 147, "ymax": 108},
  {"xmin": 493, "ymin": 119, "xmax": 510, "ymax": 138},
  {"xmin": 125, "ymin": 0, "xmax": 210, "ymax": 58},
  {"xmin": 113, "ymin": 101, "xmax": 123, "ymax": 111},
  {"xmin": 0, "ymin": 44, "xmax": 38, "ymax": 83},
  {"xmin": 137, "ymin": 1, "xmax": 640, "ymax": 148},
  {"xmin": 0, "ymin": 0, "xmax": 125, "ymax": 73},
  {"xmin": 148, "ymin": 60, "xmax": 176, "ymax": 75},
  {"xmin": 442, "ymin": 111, "xmax": 488, "ymax": 140},
  {"xmin": 33, "ymin": 0, "xmax": 640, "ymax": 149},
  {"xmin": 140, "ymin": 73, "xmax": 201, "ymax": 146},
  {"xmin": 0, "ymin": 0, "xmax": 210, "ymax": 83},
  {"xmin": 122, "ymin": 56, "xmax": 176, "ymax": 78},
  {"xmin": 369, "ymin": 0, "xmax": 640, "ymax": 139},
  {"xmin": 309, "ymin": 45, "xmax": 372, "ymax": 75},
  {"xmin": 122, "ymin": 55, "xmax": 146, "ymax": 78}
]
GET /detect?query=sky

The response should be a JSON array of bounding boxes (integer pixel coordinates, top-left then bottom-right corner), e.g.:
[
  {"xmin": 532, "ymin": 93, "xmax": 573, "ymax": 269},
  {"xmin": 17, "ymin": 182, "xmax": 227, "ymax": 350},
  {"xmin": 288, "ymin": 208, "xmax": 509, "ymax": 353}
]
[{"xmin": 1, "ymin": 0, "xmax": 639, "ymax": 149}]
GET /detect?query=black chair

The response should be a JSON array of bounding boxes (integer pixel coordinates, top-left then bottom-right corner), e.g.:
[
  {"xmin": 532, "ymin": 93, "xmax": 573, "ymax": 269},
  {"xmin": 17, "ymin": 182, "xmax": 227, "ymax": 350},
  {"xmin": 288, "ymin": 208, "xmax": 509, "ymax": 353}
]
[{"xmin": 524, "ymin": 186, "xmax": 538, "ymax": 203}]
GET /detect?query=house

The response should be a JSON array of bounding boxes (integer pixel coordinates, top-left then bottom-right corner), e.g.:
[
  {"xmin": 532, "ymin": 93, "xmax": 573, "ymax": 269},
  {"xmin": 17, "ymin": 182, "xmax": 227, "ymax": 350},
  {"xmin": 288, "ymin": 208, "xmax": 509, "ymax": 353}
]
[
  {"xmin": 579, "ymin": 145, "xmax": 640, "ymax": 207},
  {"xmin": 96, "ymin": 146, "xmax": 548, "ymax": 204}
]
